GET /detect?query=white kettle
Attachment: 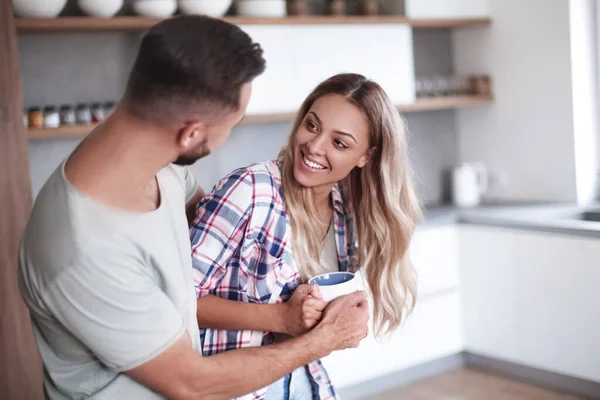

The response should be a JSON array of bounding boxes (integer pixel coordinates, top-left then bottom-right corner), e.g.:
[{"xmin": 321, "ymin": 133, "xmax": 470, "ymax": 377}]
[{"xmin": 451, "ymin": 163, "xmax": 488, "ymax": 208}]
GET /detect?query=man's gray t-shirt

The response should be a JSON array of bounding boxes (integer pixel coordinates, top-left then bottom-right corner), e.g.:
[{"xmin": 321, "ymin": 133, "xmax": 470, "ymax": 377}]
[{"xmin": 18, "ymin": 161, "xmax": 202, "ymax": 399}]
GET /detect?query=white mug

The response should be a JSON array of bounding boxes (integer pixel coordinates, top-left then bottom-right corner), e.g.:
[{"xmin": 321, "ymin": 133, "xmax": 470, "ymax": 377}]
[{"xmin": 308, "ymin": 272, "xmax": 358, "ymax": 302}]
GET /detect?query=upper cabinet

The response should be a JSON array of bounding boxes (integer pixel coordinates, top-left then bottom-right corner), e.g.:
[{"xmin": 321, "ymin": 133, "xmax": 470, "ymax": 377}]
[
  {"xmin": 242, "ymin": 24, "xmax": 415, "ymax": 115},
  {"xmin": 405, "ymin": 0, "xmax": 490, "ymax": 19}
]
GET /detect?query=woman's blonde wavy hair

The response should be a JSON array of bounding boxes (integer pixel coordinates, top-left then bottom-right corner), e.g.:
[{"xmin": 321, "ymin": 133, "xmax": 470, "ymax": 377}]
[{"xmin": 281, "ymin": 73, "xmax": 422, "ymax": 335}]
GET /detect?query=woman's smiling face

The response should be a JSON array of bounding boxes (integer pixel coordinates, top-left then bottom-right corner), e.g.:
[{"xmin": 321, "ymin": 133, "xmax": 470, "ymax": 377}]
[{"xmin": 292, "ymin": 94, "xmax": 372, "ymax": 190}]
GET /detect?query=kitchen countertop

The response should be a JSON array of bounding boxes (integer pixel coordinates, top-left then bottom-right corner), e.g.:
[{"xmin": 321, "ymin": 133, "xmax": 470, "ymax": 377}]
[{"xmin": 420, "ymin": 202, "xmax": 600, "ymax": 238}]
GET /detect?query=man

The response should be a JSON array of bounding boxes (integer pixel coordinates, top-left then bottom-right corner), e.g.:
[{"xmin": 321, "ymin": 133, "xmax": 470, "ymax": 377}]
[{"xmin": 18, "ymin": 15, "xmax": 369, "ymax": 400}]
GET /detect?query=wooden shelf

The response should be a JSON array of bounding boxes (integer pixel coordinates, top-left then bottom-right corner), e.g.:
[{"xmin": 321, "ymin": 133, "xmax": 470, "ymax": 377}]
[
  {"xmin": 28, "ymin": 123, "xmax": 97, "ymax": 140},
  {"xmin": 27, "ymin": 95, "xmax": 492, "ymax": 140},
  {"xmin": 15, "ymin": 16, "xmax": 491, "ymax": 33},
  {"xmin": 398, "ymin": 95, "xmax": 493, "ymax": 112}
]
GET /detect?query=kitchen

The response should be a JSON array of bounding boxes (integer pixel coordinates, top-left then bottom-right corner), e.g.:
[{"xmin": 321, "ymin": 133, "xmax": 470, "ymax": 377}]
[{"xmin": 2, "ymin": 0, "xmax": 600, "ymax": 399}]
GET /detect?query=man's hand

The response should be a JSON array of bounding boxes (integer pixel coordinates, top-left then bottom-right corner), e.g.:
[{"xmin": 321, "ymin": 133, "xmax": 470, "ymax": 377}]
[
  {"xmin": 281, "ymin": 284, "xmax": 328, "ymax": 337},
  {"xmin": 310, "ymin": 291, "xmax": 370, "ymax": 355}
]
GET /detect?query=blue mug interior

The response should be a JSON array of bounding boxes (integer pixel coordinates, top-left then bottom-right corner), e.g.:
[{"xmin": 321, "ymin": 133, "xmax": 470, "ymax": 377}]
[{"xmin": 309, "ymin": 272, "xmax": 354, "ymax": 286}]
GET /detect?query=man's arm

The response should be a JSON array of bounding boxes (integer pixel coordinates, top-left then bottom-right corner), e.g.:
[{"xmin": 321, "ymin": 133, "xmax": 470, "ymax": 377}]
[{"xmin": 128, "ymin": 291, "xmax": 369, "ymax": 400}]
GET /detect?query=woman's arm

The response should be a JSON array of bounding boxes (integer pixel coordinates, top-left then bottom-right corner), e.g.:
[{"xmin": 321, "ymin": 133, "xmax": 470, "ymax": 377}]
[
  {"xmin": 190, "ymin": 169, "xmax": 326, "ymax": 337},
  {"xmin": 196, "ymin": 285, "xmax": 327, "ymax": 337},
  {"xmin": 196, "ymin": 295, "xmax": 285, "ymax": 333}
]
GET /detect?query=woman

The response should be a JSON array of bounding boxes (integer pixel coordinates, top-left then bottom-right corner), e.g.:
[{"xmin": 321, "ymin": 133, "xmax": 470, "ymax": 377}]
[{"xmin": 189, "ymin": 73, "xmax": 422, "ymax": 400}]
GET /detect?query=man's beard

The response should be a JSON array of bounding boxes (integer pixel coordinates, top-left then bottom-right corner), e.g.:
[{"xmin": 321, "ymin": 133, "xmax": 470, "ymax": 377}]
[{"xmin": 174, "ymin": 138, "xmax": 211, "ymax": 166}]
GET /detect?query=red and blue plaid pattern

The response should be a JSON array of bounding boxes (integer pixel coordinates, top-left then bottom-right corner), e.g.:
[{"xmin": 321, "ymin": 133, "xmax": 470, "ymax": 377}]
[{"xmin": 190, "ymin": 159, "xmax": 356, "ymax": 400}]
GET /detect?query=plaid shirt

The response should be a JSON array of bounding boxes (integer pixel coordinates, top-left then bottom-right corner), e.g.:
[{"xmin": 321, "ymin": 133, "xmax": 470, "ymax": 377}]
[{"xmin": 190, "ymin": 159, "xmax": 357, "ymax": 400}]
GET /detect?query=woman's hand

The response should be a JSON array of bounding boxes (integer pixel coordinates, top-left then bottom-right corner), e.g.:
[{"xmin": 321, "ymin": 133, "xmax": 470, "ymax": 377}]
[{"xmin": 281, "ymin": 284, "xmax": 328, "ymax": 337}]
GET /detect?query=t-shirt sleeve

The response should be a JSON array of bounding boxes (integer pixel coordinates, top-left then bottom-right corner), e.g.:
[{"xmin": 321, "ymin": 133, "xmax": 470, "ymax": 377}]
[
  {"xmin": 41, "ymin": 253, "xmax": 185, "ymax": 372},
  {"xmin": 183, "ymin": 166, "xmax": 200, "ymax": 204}
]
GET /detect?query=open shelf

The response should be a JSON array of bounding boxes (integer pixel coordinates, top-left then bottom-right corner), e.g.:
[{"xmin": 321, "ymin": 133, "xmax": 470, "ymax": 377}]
[
  {"xmin": 398, "ymin": 94, "xmax": 493, "ymax": 112},
  {"xmin": 15, "ymin": 16, "xmax": 491, "ymax": 33},
  {"xmin": 27, "ymin": 95, "xmax": 492, "ymax": 140}
]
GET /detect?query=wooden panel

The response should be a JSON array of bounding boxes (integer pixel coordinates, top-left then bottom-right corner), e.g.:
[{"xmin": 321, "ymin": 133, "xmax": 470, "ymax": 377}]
[
  {"xmin": 0, "ymin": 3, "xmax": 44, "ymax": 400},
  {"xmin": 15, "ymin": 16, "xmax": 492, "ymax": 33}
]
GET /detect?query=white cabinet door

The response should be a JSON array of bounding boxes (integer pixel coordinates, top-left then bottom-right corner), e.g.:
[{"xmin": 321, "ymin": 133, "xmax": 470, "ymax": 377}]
[
  {"xmin": 239, "ymin": 26, "xmax": 298, "ymax": 114},
  {"xmin": 411, "ymin": 225, "xmax": 460, "ymax": 296},
  {"xmin": 460, "ymin": 226, "xmax": 600, "ymax": 383},
  {"xmin": 405, "ymin": 0, "xmax": 490, "ymax": 18},
  {"xmin": 459, "ymin": 225, "xmax": 521, "ymax": 362},
  {"xmin": 322, "ymin": 291, "xmax": 463, "ymax": 389},
  {"xmin": 322, "ymin": 226, "xmax": 463, "ymax": 389},
  {"xmin": 289, "ymin": 24, "xmax": 415, "ymax": 107},
  {"xmin": 514, "ymin": 230, "xmax": 600, "ymax": 383},
  {"xmin": 239, "ymin": 24, "xmax": 415, "ymax": 115}
]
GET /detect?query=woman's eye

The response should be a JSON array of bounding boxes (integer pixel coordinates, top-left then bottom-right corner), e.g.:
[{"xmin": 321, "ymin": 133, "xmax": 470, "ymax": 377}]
[
  {"xmin": 306, "ymin": 121, "xmax": 318, "ymax": 131},
  {"xmin": 334, "ymin": 139, "xmax": 348, "ymax": 149}
]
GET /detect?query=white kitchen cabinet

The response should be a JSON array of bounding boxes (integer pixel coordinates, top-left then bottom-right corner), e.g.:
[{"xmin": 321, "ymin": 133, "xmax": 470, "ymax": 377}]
[
  {"xmin": 322, "ymin": 226, "xmax": 463, "ymax": 389},
  {"xmin": 459, "ymin": 225, "xmax": 521, "ymax": 362},
  {"xmin": 514, "ymin": 231, "xmax": 600, "ymax": 383},
  {"xmin": 410, "ymin": 225, "xmax": 460, "ymax": 296},
  {"xmin": 289, "ymin": 24, "xmax": 415, "ymax": 107},
  {"xmin": 239, "ymin": 26, "xmax": 298, "ymax": 114},
  {"xmin": 405, "ymin": 0, "xmax": 490, "ymax": 19},
  {"xmin": 240, "ymin": 24, "xmax": 415, "ymax": 116},
  {"xmin": 460, "ymin": 225, "xmax": 600, "ymax": 383},
  {"xmin": 322, "ymin": 290, "xmax": 463, "ymax": 389}
]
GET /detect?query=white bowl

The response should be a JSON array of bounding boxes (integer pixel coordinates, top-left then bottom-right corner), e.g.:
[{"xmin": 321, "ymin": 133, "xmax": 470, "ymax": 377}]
[
  {"xmin": 178, "ymin": 0, "xmax": 232, "ymax": 16},
  {"xmin": 133, "ymin": 0, "xmax": 177, "ymax": 17},
  {"xmin": 13, "ymin": 0, "xmax": 67, "ymax": 17},
  {"xmin": 236, "ymin": 0, "xmax": 286, "ymax": 17},
  {"xmin": 77, "ymin": 0, "xmax": 123, "ymax": 17}
]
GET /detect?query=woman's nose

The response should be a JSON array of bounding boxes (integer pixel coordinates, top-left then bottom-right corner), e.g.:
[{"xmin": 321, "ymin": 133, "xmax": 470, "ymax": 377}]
[{"xmin": 306, "ymin": 133, "xmax": 327, "ymax": 156}]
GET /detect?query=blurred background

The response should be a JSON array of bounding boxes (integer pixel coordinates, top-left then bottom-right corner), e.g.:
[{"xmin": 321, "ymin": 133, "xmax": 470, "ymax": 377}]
[{"xmin": 3, "ymin": 0, "xmax": 600, "ymax": 399}]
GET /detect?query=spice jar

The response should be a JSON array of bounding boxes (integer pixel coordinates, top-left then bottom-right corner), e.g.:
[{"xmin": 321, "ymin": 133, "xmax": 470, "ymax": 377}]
[
  {"xmin": 329, "ymin": 0, "xmax": 345, "ymax": 15},
  {"xmin": 103, "ymin": 101, "xmax": 116, "ymax": 118},
  {"xmin": 362, "ymin": 0, "xmax": 378, "ymax": 15},
  {"xmin": 287, "ymin": 0, "xmax": 307, "ymax": 15},
  {"xmin": 474, "ymin": 75, "xmax": 492, "ymax": 96},
  {"xmin": 91, "ymin": 103, "xmax": 106, "ymax": 123},
  {"xmin": 59, "ymin": 105, "xmax": 76, "ymax": 126},
  {"xmin": 28, "ymin": 107, "xmax": 44, "ymax": 129},
  {"xmin": 44, "ymin": 106, "xmax": 60, "ymax": 128},
  {"xmin": 76, "ymin": 103, "xmax": 92, "ymax": 124}
]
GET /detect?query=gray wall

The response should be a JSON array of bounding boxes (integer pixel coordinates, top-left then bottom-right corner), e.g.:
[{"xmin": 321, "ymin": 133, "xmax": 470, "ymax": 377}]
[{"xmin": 21, "ymin": 29, "xmax": 457, "ymax": 204}]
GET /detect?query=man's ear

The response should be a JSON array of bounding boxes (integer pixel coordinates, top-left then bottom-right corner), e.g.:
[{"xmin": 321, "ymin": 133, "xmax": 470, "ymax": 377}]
[
  {"xmin": 177, "ymin": 121, "xmax": 207, "ymax": 150},
  {"xmin": 357, "ymin": 147, "xmax": 376, "ymax": 168}
]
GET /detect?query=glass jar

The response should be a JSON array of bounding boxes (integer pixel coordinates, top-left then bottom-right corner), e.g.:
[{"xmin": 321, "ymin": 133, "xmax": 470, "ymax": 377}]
[
  {"xmin": 91, "ymin": 103, "xmax": 106, "ymax": 123},
  {"xmin": 103, "ymin": 101, "xmax": 116, "ymax": 118},
  {"xmin": 59, "ymin": 105, "xmax": 76, "ymax": 125},
  {"xmin": 28, "ymin": 107, "xmax": 44, "ymax": 129},
  {"xmin": 76, "ymin": 103, "xmax": 92, "ymax": 124},
  {"xmin": 44, "ymin": 106, "xmax": 60, "ymax": 128}
]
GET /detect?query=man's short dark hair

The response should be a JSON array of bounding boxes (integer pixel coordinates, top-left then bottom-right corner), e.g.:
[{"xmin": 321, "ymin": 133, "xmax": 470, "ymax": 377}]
[{"xmin": 124, "ymin": 15, "xmax": 266, "ymax": 124}]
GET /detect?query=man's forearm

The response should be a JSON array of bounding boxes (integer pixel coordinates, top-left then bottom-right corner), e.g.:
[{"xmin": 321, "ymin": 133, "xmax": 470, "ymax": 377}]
[
  {"xmin": 196, "ymin": 295, "xmax": 287, "ymax": 334},
  {"xmin": 187, "ymin": 330, "xmax": 328, "ymax": 399}
]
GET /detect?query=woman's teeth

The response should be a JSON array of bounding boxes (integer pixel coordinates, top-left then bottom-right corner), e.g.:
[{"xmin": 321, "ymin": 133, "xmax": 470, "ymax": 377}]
[{"xmin": 303, "ymin": 156, "xmax": 326, "ymax": 170}]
